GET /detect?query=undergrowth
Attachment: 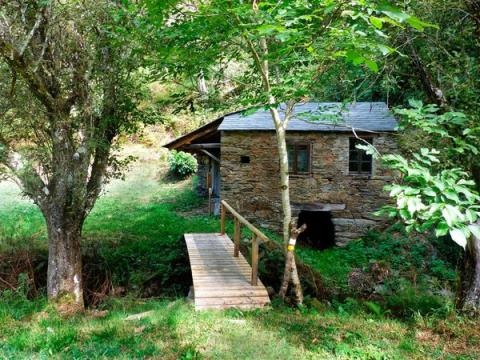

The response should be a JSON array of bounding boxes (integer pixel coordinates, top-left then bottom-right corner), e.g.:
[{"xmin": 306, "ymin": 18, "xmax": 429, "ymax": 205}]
[
  {"xmin": 0, "ymin": 143, "xmax": 478, "ymax": 359},
  {"xmin": 298, "ymin": 223, "xmax": 461, "ymax": 318}
]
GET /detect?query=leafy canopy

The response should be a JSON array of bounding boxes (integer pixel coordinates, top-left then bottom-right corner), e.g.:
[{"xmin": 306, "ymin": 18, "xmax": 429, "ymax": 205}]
[{"xmin": 148, "ymin": 0, "xmax": 432, "ymax": 109}]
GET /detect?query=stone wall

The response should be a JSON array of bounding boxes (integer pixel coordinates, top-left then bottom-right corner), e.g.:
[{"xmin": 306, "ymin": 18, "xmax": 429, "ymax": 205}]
[
  {"xmin": 196, "ymin": 154, "xmax": 209, "ymax": 197},
  {"xmin": 220, "ymin": 131, "xmax": 398, "ymax": 246}
]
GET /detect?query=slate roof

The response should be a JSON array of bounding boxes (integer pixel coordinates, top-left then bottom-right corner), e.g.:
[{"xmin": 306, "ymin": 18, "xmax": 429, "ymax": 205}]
[{"xmin": 218, "ymin": 102, "xmax": 397, "ymax": 132}]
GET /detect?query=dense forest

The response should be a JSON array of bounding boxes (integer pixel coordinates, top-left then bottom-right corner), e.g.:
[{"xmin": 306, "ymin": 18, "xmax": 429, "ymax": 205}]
[{"xmin": 0, "ymin": 0, "xmax": 480, "ymax": 358}]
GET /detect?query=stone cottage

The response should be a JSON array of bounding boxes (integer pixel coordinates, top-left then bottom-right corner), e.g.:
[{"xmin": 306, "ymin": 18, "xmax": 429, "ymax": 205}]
[{"xmin": 164, "ymin": 102, "xmax": 398, "ymax": 247}]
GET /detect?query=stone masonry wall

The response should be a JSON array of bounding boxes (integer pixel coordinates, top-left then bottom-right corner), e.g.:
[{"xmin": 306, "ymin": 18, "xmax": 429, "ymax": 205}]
[
  {"xmin": 220, "ymin": 131, "xmax": 398, "ymax": 246},
  {"xmin": 196, "ymin": 155, "xmax": 209, "ymax": 197}
]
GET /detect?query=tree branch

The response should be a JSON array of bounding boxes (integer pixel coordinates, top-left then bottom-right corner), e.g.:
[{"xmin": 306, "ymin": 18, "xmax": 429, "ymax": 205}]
[
  {"xmin": 0, "ymin": 38, "xmax": 55, "ymax": 112},
  {"xmin": 19, "ymin": 12, "xmax": 43, "ymax": 56}
]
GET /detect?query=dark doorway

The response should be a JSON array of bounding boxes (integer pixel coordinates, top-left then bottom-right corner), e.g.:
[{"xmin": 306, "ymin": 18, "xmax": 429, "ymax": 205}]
[{"xmin": 297, "ymin": 211, "xmax": 335, "ymax": 249}]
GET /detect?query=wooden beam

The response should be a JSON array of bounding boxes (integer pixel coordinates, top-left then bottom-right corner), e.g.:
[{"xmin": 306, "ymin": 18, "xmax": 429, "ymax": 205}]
[
  {"xmin": 251, "ymin": 234, "xmax": 259, "ymax": 286},
  {"xmin": 291, "ymin": 202, "xmax": 346, "ymax": 212},
  {"xmin": 200, "ymin": 149, "xmax": 220, "ymax": 163},
  {"xmin": 221, "ymin": 200, "xmax": 269, "ymax": 243},
  {"xmin": 234, "ymin": 217, "xmax": 240, "ymax": 258},
  {"xmin": 220, "ymin": 203, "xmax": 226, "ymax": 235},
  {"xmin": 163, "ymin": 118, "xmax": 222, "ymax": 150},
  {"xmin": 184, "ymin": 143, "xmax": 220, "ymax": 149}
]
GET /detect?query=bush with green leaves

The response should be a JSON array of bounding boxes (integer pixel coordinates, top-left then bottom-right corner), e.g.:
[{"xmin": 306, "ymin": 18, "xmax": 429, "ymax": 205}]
[
  {"xmin": 380, "ymin": 149, "xmax": 480, "ymax": 248},
  {"xmin": 374, "ymin": 101, "xmax": 480, "ymax": 249},
  {"xmin": 375, "ymin": 100, "xmax": 480, "ymax": 313},
  {"xmin": 168, "ymin": 150, "xmax": 198, "ymax": 179}
]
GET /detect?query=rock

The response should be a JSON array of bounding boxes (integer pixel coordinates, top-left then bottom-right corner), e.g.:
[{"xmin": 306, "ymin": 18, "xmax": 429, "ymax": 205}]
[
  {"xmin": 125, "ymin": 311, "xmax": 154, "ymax": 321},
  {"xmin": 134, "ymin": 325, "xmax": 146, "ymax": 334},
  {"xmin": 348, "ymin": 268, "xmax": 373, "ymax": 295},
  {"xmin": 90, "ymin": 310, "xmax": 109, "ymax": 318}
]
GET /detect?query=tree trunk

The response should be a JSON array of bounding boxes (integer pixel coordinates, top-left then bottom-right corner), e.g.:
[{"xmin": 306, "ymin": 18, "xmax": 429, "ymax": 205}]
[
  {"xmin": 279, "ymin": 249, "xmax": 294, "ymax": 298},
  {"xmin": 45, "ymin": 211, "xmax": 85, "ymax": 313},
  {"xmin": 290, "ymin": 257, "xmax": 303, "ymax": 304},
  {"xmin": 268, "ymin": 108, "xmax": 305, "ymax": 304},
  {"xmin": 457, "ymin": 230, "xmax": 480, "ymax": 315},
  {"xmin": 197, "ymin": 70, "xmax": 208, "ymax": 97},
  {"xmin": 279, "ymin": 222, "xmax": 306, "ymax": 303},
  {"xmin": 270, "ymin": 116, "xmax": 292, "ymax": 245},
  {"xmin": 406, "ymin": 32, "xmax": 447, "ymax": 107}
]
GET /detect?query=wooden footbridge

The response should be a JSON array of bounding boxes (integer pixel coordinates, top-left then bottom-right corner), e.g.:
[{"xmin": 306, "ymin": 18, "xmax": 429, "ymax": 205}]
[{"xmin": 185, "ymin": 201, "xmax": 271, "ymax": 310}]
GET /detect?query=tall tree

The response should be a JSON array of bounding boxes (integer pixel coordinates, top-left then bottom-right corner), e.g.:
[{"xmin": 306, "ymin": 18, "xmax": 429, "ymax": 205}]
[
  {"xmin": 152, "ymin": 0, "xmax": 427, "ymax": 303},
  {"xmin": 0, "ymin": 0, "xmax": 148, "ymax": 312}
]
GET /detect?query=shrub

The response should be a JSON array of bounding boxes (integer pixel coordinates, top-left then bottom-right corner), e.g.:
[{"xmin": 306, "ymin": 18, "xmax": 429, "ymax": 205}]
[
  {"xmin": 383, "ymin": 280, "xmax": 447, "ymax": 317},
  {"xmin": 168, "ymin": 150, "xmax": 198, "ymax": 179}
]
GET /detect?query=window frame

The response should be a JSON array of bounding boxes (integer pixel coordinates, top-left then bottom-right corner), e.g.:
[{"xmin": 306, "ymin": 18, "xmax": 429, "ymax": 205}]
[
  {"xmin": 348, "ymin": 137, "xmax": 374, "ymax": 175},
  {"xmin": 287, "ymin": 142, "xmax": 313, "ymax": 175}
]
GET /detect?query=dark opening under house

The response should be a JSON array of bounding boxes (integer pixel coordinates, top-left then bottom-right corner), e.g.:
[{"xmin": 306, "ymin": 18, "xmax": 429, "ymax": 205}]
[{"xmin": 297, "ymin": 210, "xmax": 336, "ymax": 250}]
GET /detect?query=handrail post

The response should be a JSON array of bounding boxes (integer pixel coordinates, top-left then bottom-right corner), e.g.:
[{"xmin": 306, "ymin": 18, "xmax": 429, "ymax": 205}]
[
  {"xmin": 220, "ymin": 202, "xmax": 226, "ymax": 235},
  {"xmin": 208, "ymin": 188, "xmax": 212, "ymax": 215},
  {"xmin": 251, "ymin": 234, "xmax": 259, "ymax": 286},
  {"xmin": 233, "ymin": 217, "xmax": 240, "ymax": 257}
]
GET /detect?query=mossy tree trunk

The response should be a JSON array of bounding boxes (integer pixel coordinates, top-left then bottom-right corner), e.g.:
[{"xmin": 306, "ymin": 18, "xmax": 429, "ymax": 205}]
[
  {"xmin": 458, "ymin": 229, "xmax": 480, "ymax": 315},
  {"xmin": 45, "ymin": 214, "xmax": 84, "ymax": 310}
]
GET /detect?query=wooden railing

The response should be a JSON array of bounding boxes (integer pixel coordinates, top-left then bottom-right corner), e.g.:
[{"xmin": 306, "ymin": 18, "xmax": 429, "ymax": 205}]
[{"xmin": 220, "ymin": 200, "xmax": 269, "ymax": 286}]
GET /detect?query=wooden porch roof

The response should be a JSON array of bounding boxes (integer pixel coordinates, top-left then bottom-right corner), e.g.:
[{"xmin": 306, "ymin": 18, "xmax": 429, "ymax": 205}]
[{"xmin": 163, "ymin": 117, "xmax": 224, "ymax": 151}]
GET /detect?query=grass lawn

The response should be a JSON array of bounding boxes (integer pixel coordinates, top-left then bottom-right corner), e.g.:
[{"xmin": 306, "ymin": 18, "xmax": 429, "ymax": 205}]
[{"xmin": 0, "ymin": 143, "xmax": 479, "ymax": 359}]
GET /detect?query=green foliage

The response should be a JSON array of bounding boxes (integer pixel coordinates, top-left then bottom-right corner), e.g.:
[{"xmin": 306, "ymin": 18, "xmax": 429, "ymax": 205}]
[
  {"xmin": 396, "ymin": 100, "xmax": 480, "ymax": 166},
  {"xmin": 381, "ymin": 151, "xmax": 480, "ymax": 247},
  {"xmin": 379, "ymin": 102, "xmax": 480, "ymax": 249},
  {"xmin": 379, "ymin": 1, "xmax": 480, "ymax": 110},
  {"xmin": 364, "ymin": 301, "xmax": 384, "ymax": 316},
  {"xmin": 148, "ymin": 0, "xmax": 427, "ymax": 113},
  {"xmin": 168, "ymin": 150, "xmax": 198, "ymax": 179},
  {"xmin": 383, "ymin": 280, "xmax": 449, "ymax": 318},
  {"xmin": 298, "ymin": 224, "xmax": 459, "ymax": 318},
  {"xmin": 0, "ymin": 274, "xmax": 45, "ymax": 322}
]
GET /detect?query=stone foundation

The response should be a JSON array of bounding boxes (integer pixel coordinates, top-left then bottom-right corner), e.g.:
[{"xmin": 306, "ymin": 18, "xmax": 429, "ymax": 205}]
[{"xmin": 220, "ymin": 131, "xmax": 397, "ymax": 246}]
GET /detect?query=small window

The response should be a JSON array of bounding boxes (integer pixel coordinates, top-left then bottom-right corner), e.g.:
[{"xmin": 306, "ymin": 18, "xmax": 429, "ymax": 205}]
[
  {"xmin": 240, "ymin": 156, "xmax": 250, "ymax": 164},
  {"xmin": 287, "ymin": 143, "xmax": 311, "ymax": 174},
  {"xmin": 349, "ymin": 137, "xmax": 373, "ymax": 175}
]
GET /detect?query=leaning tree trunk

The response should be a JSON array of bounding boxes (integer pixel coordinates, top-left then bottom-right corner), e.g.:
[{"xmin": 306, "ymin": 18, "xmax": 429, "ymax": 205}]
[
  {"xmin": 457, "ymin": 227, "xmax": 480, "ymax": 315},
  {"xmin": 270, "ymin": 110, "xmax": 304, "ymax": 304},
  {"xmin": 45, "ymin": 211, "xmax": 85, "ymax": 313},
  {"xmin": 279, "ymin": 222, "xmax": 306, "ymax": 303}
]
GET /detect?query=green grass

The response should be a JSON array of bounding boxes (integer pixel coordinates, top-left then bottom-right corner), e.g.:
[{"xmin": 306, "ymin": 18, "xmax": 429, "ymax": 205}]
[
  {"xmin": 0, "ymin": 143, "xmax": 479, "ymax": 359},
  {"xmin": 1, "ymin": 293, "xmax": 479, "ymax": 359}
]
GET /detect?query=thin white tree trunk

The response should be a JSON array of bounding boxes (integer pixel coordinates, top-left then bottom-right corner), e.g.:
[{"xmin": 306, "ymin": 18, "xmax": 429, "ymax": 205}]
[
  {"xmin": 197, "ymin": 70, "xmax": 208, "ymax": 96},
  {"xmin": 270, "ymin": 106, "xmax": 304, "ymax": 304},
  {"xmin": 269, "ymin": 112, "xmax": 291, "ymax": 245}
]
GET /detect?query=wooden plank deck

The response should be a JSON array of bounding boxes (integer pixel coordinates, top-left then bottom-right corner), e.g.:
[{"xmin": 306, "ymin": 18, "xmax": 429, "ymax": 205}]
[{"xmin": 185, "ymin": 233, "xmax": 271, "ymax": 310}]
